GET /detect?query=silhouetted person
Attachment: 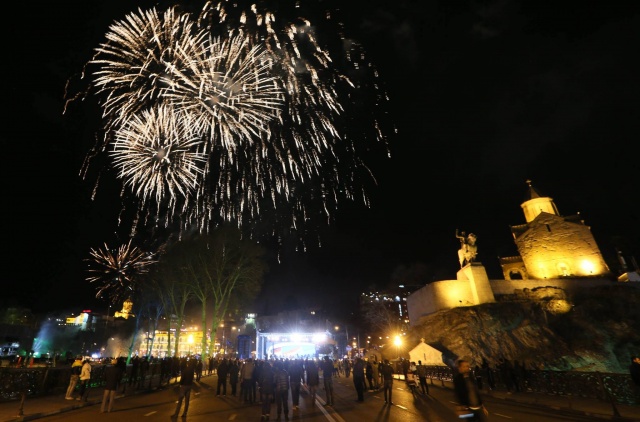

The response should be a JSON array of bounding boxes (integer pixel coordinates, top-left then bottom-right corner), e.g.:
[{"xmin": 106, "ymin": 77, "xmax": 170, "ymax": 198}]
[
  {"xmin": 304, "ymin": 359, "xmax": 319, "ymax": 404},
  {"xmin": 365, "ymin": 359, "xmax": 374, "ymax": 390},
  {"xmin": 481, "ymin": 359, "xmax": 495, "ymax": 391},
  {"xmin": 630, "ymin": 355, "xmax": 640, "ymax": 401},
  {"xmin": 259, "ymin": 361, "xmax": 275, "ymax": 421},
  {"xmin": 416, "ymin": 360, "xmax": 429, "ymax": 395},
  {"xmin": 401, "ymin": 358, "xmax": 410, "ymax": 380},
  {"xmin": 274, "ymin": 361, "xmax": 290, "ymax": 421},
  {"xmin": 172, "ymin": 358, "xmax": 196, "ymax": 418},
  {"xmin": 229, "ymin": 359, "xmax": 240, "ymax": 396},
  {"xmin": 217, "ymin": 358, "xmax": 229, "ymax": 395},
  {"xmin": 380, "ymin": 359, "xmax": 395, "ymax": 405},
  {"xmin": 454, "ymin": 359, "xmax": 488, "ymax": 422},
  {"xmin": 101, "ymin": 358, "xmax": 124, "ymax": 413},
  {"xmin": 352, "ymin": 357, "xmax": 366, "ymax": 401},
  {"xmin": 288, "ymin": 359, "xmax": 304, "ymax": 410},
  {"xmin": 321, "ymin": 356, "xmax": 335, "ymax": 406}
]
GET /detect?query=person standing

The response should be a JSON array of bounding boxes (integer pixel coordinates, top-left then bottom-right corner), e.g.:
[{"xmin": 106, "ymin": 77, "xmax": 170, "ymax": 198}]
[
  {"xmin": 274, "ymin": 362, "xmax": 291, "ymax": 421},
  {"xmin": 195, "ymin": 357, "xmax": 203, "ymax": 382},
  {"xmin": 129, "ymin": 356, "xmax": 140, "ymax": 389},
  {"xmin": 229, "ymin": 359, "xmax": 240, "ymax": 396},
  {"xmin": 454, "ymin": 359, "xmax": 489, "ymax": 422},
  {"xmin": 343, "ymin": 358, "xmax": 351, "ymax": 378},
  {"xmin": 216, "ymin": 358, "xmax": 229, "ymax": 396},
  {"xmin": 371, "ymin": 357, "xmax": 380, "ymax": 390},
  {"xmin": 401, "ymin": 358, "xmax": 410, "ymax": 381},
  {"xmin": 380, "ymin": 359, "xmax": 395, "ymax": 405},
  {"xmin": 101, "ymin": 358, "xmax": 124, "ymax": 413},
  {"xmin": 172, "ymin": 358, "xmax": 196, "ymax": 418},
  {"xmin": 365, "ymin": 360, "xmax": 374, "ymax": 390},
  {"xmin": 288, "ymin": 359, "xmax": 304, "ymax": 410},
  {"xmin": 241, "ymin": 358, "xmax": 256, "ymax": 404},
  {"xmin": 304, "ymin": 359, "xmax": 320, "ymax": 405},
  {"xmin": 77, "ymin": 359, "xmax": 92, "ymax": 401},
  {"xmin": 321, "ymin": 356, "xmax": 335, "ymax": 406},
  {"xmin": 352, "ymin": 357, "xmax": 366, "ymax": 402},
  {"xmin": 630, "ymin": 355, "xmax": 640, "ymax": 400},
  {"xmin": 65, "ymin": 357, "xmax": 83, "ymax": 400},
  {"xmin": 259, "ymin": 361, "xmax": 275, "ymax": 421},
  {"xmin": 416, "ymin": 360, "xmax": 429, "ymax": 395}
]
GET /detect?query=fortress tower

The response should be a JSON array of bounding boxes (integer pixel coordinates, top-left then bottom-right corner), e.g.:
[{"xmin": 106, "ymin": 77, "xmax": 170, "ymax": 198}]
[{"xmin": 500, "ymin": 180, "xmax": 611, "ymax": 280}]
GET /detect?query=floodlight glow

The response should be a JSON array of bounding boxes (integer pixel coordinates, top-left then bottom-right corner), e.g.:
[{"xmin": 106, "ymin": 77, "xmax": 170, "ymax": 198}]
[
  {"xmin": 291, "ymin": 333, "xmax": 302, "ymax": 342},
  {"xmin": 313, "ymin": 333, "xmax": 327, "ymax": 343}
]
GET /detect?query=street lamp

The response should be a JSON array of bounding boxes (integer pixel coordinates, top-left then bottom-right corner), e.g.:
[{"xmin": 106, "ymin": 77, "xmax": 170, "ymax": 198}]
[
  {"xmin": 394, "ymin": 335, "xmax": 401, "ymax": 359},
  {"xmin": 220, "ymin": 322, "xmax": 226, "ymax": 358},
  {"xmin": 187, "ymin": 334, "xmax": 194, "ymax": 357}
]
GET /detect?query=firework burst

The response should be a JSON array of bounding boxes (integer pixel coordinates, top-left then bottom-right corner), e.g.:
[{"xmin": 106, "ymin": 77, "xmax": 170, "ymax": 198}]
[
  {"xmin": 71, "ymin": 0, "xmax": 393, "ymax": 246},
  {"xmin": 85, "ymin": 240, "xmax": 156, "ymax": 304},
  {"xmin": 110, "ymin": 105, "xmax": 207, "ymax": 211}
]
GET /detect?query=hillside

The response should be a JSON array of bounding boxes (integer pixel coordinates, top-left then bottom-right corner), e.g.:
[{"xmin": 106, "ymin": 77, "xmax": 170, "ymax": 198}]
[{"xmin": 409, "ymin": 284, "xmax": 640, "ymax": 373}]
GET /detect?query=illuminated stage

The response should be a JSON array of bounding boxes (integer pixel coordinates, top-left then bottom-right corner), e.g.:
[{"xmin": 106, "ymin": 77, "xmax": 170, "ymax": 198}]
[{"xmin": 256, "ymin": 332, "xmax": 335, "ymax": 360}]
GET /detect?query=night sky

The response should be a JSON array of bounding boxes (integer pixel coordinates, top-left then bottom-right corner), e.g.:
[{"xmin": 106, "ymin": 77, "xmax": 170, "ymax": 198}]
[{"xmin": 4, "ymin": 1, "xmax": 640, "ymax": 316}]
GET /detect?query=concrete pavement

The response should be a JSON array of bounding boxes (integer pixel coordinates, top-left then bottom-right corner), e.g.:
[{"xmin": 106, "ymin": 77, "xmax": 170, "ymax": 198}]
[{"xmin": 0, "ymin": 373, "xmax": 638, "ymax": 422}]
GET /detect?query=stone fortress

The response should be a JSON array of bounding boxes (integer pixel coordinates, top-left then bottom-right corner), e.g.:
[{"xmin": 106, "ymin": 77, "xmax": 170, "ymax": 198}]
[{"xmin": 407, "ymin": 180, "xmax": 640, "ymax": 325}]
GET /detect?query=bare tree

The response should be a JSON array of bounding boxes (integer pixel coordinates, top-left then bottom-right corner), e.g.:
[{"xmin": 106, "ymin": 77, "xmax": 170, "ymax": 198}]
[
  {"xmin": 155, "ymin": 228, "xmax": 266, "ymax": 357},
  {"xmin": 151, "ymin": 243, "xmax": 195, "ymax": 357}
]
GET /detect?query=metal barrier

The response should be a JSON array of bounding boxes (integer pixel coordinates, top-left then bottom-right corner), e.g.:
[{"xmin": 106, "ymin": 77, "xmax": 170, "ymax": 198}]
[
  {"xmin": 423, "ymin": 365, "xmax": 638, "ymax": 405},
  {"xmin": 0, "ymin": 363, "xmax": 636, "ymax": 407},
  {"xmin": 0, "ymin": 363, "xmax": 162, "ymax": 403}
]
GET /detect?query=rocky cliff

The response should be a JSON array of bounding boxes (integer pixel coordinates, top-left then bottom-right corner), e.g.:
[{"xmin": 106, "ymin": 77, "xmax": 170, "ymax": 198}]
[{"xmin": 409, "ymin": 284, "xmax": 640, "ymax": 373}]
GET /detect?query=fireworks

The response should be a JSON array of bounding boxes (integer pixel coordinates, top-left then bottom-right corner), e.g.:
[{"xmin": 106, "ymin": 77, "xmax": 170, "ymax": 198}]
[
  {"xmin": 85, "ymin": 240, "xmax": 156, "ymax": 304},
  {"xmin": 111, "ymin": 105, "xmax": 207, "ymax": 211},
  {"xmin": 72, "ymin": 0, "xmax": 392, "ymax": 244}
]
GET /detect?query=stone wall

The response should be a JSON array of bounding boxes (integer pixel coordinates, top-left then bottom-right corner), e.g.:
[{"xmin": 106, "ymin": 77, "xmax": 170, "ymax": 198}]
[{"xmin": 407, "ymin": 275, "xmax": 629, "ymax": 326}]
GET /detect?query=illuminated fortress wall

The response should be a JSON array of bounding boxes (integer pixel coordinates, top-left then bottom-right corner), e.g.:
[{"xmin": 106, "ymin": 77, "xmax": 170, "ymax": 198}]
[
  {"xmin": 515, "ymin": 213, "xmax": 610, "ymax": 279},
  {"xmin": 407, "ymin": 275, "xmax": 615, "ymax": 326},
  {"xmin": 407, "ymin": 262, "xmax": 495, "ymax": 324},
  {"xmin": 407, "ymin": 182, "xmax": 619, "ymax": 326}
]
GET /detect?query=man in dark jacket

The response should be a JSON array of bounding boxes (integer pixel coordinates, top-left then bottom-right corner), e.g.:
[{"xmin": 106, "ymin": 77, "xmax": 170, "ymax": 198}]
[
  {"xmin": 216, "ymin": 358, "xmax": 229, "ymax": 396},
  {"xmin": 228, "ymin": 359, "xmax": 240, "ymax": 396},
  {"xmin": 173, "ymin": 358, "xmax": 196, "ymax": 418},
  {"xmin": 630, "ymin": 355, "xmax": 640, "ymax": 399},
  {"xmin": 352, "ymin": 358, "xmax": 366, "ymax": 402},
  {"xmin": 453, "ymin": 359, "xmax": 488, "ymax": 422},
  {"xmin": 274, "ymin": 362, "xmax": 290, "ymax": 421},
  {"xmin": 415, "ymin": 360, "xmax": 429, "ymax": 395},
  {"xmin": 259, "ymin": 361, "xmax": 275, "ymax": 421},
  {"xmin": 380, "ymin": 359, "xmax": 394, "ymax": 405},
  {"xmin": 320, "ymin": 356, "xmax": 335, "ymax": 406},
  {"xmin": 287, "ymin": 359, "xmax": 304, "ymax": 410},
  {"xmin": 101, "ymin": 358, "xmax": 125, "ymax": 413}
]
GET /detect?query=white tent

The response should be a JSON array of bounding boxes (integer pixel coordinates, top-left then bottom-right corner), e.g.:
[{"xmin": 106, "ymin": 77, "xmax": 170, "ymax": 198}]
[{"xmin": 408, "ymin": 340, "xmax": 444, "ymax": 366}]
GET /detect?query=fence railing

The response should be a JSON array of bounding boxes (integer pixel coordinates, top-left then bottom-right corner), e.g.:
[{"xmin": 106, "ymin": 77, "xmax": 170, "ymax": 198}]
[
  {"xmin": 0, "ymin": 363, "xmax": 163, "ymax": 403},
  {"xmin": 423, "ymin": 365, "xmax": 638, "ymax": 405},
  {"xmin": 0, "ymin": 363, "xmax": 636, "ymax": 407}
]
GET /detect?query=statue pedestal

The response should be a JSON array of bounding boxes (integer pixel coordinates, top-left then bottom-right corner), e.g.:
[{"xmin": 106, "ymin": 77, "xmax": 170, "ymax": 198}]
[{"xmin": 457, "ymin": 262, "xmax": 495, "ymax": 305}]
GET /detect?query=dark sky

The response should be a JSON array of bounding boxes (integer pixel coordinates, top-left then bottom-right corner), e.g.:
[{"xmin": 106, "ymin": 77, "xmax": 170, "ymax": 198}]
[{"xmin": 4, "ymin": 1, "xmax": 640, "ymax": 315}]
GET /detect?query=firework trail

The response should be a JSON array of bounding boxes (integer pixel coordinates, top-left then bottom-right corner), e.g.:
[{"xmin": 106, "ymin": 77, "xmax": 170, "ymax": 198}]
[
  {"xmin": 85, "ymin": 240, "xmax": 156, "ymax": 304},
  {"xmin": 71, "ymin": 0, "xmax": 393, "ymax": 245}
]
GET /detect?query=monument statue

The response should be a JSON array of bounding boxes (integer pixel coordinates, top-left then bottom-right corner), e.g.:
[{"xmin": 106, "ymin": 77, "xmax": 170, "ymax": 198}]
[{"xmin": 456, "ymin": 229, "xmax": 478, "ymax": 268}]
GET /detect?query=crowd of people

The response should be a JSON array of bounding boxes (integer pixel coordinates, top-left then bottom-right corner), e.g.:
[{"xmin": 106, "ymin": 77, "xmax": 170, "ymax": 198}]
[
  {"xmin": 62, "ymin": 353, "xmax": 549, "ymax": 421},
  {"xmin": 58, "ymin": 351, "xmax": 640, "ymax": 421}
]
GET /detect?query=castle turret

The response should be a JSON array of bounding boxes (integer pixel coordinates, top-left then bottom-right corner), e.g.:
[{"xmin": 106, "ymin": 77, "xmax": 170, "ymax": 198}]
[{"xmin": 521, "ymin": 179, "xmax": 560, "ymax": 223}]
